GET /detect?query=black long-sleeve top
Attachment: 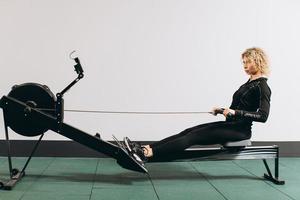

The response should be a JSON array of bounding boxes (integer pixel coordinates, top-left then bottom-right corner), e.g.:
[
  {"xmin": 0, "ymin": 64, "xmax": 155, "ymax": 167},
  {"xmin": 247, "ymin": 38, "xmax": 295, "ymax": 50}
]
[{"xmin": 227, "ymin": 77, "xmax": 271, "ymax": 129}]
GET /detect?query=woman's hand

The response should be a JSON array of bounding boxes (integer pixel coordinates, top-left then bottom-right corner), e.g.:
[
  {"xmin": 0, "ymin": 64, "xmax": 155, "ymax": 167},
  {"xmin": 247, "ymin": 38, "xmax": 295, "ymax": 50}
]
[
  {"xmin": 211, "ymin": 107, "xmax": 235, "ymax": 117},
  {"xmin": 223, "ymin": 108, "xmax": 235, "ymax": 117},
  {"xmin": 211, "ymin": 107, "xmax": 224, "ymax": 116}
]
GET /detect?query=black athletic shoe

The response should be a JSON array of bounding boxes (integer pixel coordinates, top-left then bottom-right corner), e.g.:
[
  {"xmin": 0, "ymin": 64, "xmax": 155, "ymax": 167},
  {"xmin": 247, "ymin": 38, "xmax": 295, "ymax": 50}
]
[
  {"xmin": 124, "ymin": 137, "xmax": 147, "ymax": 162},
  {"xmin": 123, "ymin": 136, "xmax": 133, "ymax": 153}
]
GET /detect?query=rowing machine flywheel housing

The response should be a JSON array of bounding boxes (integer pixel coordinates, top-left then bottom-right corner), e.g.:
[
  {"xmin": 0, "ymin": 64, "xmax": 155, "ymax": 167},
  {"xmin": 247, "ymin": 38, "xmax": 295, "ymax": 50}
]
[{"xmin": 5, "ymin": 83, "xmax": 56, "ymax": 136}]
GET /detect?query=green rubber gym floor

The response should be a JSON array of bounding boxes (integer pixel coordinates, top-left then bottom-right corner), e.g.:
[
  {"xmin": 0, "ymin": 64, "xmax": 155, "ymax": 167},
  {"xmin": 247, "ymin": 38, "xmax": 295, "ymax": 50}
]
[{"xmin": 0, "ymin": 157, "xmax": 298, "ymax": 200}]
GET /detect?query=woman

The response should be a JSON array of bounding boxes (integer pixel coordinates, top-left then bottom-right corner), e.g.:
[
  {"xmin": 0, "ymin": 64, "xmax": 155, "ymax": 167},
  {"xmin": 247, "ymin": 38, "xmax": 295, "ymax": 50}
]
[{"xmin": 125, "ymin": 47, "xmax": 271, "ymax": 162}]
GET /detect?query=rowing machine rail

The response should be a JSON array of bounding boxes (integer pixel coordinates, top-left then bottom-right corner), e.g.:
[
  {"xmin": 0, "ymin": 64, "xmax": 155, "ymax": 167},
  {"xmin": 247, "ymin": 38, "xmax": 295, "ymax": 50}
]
[{"xmin": 148, "ymin": 145, "xmax": 285, "ymax": 185}]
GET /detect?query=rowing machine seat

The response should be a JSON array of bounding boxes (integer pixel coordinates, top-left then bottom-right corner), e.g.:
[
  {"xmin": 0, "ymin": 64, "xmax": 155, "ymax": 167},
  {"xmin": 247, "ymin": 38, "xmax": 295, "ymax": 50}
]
[{"xmin": 223, "ymin": 139, "xmax": 251, "ymax": 148}]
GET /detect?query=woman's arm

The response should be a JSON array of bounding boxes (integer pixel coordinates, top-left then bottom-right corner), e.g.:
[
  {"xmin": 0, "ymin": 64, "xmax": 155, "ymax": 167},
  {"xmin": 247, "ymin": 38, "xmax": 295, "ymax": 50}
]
[{"xmin": 234, "ymin": 83, "xmax": 271, "ymax": 122}]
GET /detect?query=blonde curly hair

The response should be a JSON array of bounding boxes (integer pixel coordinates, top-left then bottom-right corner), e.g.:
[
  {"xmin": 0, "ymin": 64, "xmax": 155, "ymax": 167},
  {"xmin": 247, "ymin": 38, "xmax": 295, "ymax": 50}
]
[{"xmin": 242, "ymin": 47, "xmax": 270, "ymax": 76}]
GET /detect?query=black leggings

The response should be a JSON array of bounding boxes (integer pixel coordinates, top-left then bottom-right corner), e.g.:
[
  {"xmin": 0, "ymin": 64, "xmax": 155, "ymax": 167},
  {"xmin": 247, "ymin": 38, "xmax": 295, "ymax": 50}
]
[{"xmin": 150, "ymin": 121, "xmax": 251, "ymax": 156}]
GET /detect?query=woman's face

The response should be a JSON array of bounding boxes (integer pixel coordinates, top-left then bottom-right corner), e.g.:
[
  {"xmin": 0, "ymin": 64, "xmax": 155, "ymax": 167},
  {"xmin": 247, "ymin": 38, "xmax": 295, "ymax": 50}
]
[{"xmin": 242, "ymin": 57, "xmax": 258, "ymax": 75}]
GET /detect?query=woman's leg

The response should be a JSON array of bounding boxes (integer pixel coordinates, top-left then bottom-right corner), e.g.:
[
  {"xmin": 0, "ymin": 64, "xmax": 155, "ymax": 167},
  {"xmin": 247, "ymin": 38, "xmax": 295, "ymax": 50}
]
[
  {"xmin": 150, "ymin": 121, "xmax": 225, "ymax": 149},
  {"xmin": 149, "ymin": 122, "xmax": 250, "ymax": 157},
  {"xmin": 142, "ymin": 122, "xmax": 224, "ymax": 157}
]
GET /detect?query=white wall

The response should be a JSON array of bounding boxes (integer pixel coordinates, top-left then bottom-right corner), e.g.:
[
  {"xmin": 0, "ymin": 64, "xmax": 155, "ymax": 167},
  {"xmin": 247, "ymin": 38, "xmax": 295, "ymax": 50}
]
[{"xmin": 0, "ymin": 0, "xmax": 299, "ymax": 141}]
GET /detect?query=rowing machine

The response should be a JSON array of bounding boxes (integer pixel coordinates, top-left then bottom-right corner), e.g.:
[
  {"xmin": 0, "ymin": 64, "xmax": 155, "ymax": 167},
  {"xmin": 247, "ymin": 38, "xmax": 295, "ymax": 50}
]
[
  {"xmin": 0, "ymin": 56, "xmax": 285, "ymax": 189},
  {"xmin": 0, "ymin": 57, "xmax": 147, "ymax": 190}
]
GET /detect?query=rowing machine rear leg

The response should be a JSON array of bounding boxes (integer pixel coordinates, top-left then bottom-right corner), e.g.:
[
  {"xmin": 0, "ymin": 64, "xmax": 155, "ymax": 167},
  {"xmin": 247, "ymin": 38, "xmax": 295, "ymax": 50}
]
[{"xmin": 262, "ymin": 146, "xmax": 285, "ymax": 185}]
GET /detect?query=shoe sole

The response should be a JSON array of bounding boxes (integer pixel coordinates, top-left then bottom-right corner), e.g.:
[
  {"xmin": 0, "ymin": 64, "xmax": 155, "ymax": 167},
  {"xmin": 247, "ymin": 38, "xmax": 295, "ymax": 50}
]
[{"xmin": 124, "ymin": 137, "xmax": 132, "ymax": 152}]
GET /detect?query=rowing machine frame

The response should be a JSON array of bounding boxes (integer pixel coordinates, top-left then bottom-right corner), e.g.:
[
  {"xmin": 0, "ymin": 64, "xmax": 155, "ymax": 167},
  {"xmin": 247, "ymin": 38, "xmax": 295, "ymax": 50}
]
[{"xmin": 148, "ymin": 144, "xmax": 285, "ymax": 185}]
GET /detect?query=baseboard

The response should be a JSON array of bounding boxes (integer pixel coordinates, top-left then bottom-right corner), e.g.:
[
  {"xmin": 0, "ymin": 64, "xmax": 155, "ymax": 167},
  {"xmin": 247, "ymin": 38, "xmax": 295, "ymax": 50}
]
[{"xmin": 0, "ymin": 140, "xmax": 299, "ymax": 157}]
